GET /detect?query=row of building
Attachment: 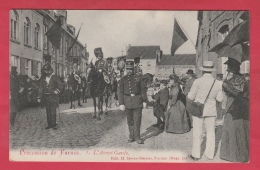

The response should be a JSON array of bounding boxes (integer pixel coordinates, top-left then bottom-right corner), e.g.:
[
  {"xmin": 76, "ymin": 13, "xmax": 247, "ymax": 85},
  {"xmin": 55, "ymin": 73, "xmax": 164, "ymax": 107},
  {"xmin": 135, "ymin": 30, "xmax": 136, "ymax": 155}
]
[
  {"xmin": 10, "ymin": 10, "xmax": 89, "ymax": 78},
  {"xmin": 110, "ymin": 11, "xmax": 249, "ymax": 80}
]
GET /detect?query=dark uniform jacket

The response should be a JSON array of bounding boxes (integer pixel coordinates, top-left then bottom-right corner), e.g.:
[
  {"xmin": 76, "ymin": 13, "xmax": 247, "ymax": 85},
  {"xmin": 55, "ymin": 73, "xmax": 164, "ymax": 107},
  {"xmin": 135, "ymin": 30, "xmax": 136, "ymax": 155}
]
[
  {"xmin": 38, "ymin": 75, "xmax": 64, "ymax": 107},
  {"xmin": 153, "ymin": 87, "xmax": 169, "ymax": 117},
  {"xmin": 119, "ymin": 73, "xmax": 147, "ymax": 109}
]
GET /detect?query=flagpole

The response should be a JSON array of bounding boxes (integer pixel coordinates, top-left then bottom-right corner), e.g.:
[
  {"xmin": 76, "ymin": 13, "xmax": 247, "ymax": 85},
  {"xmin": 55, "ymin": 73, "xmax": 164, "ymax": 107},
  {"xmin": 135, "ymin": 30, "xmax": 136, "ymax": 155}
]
[
  {"xmin": 175, "ymin": 17, "xmax": 196, "ymax": 47},
  {"xmin": 66, "ymin": 23, "xmax": 83, "ymax": 57}
]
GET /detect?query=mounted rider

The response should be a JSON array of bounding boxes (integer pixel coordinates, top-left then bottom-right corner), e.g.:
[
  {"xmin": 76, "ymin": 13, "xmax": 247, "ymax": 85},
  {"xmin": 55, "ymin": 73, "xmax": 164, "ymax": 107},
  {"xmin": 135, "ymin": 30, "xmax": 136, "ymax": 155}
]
[
  {"xmin": 106, "ymin": 57, "xmax": 116, "ymax": 86},
  {"xmin": 94, "ymin": 47, "xmax": 110, "ymax": 84}
]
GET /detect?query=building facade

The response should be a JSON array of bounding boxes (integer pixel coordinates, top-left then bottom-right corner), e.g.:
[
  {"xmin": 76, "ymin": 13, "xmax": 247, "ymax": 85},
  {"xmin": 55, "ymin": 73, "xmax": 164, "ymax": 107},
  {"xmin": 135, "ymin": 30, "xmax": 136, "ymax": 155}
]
[
  {"xmin": 126, "ymin": 45, "xmax": 162, "ymax": 75},
  {"xmin": 10, "ymin": 10, "xmax": 44, "ymax": 77},
  {"xmin": 196, "ymin": 11, "xmax": 249, "ymax": 78},
  {"xmin": 10, "ymin": 10, "xmax": 88, "ymax": 78},
  {"xmin": 155, "ymin": 54, "xmax": 196, "ymax": 80}
]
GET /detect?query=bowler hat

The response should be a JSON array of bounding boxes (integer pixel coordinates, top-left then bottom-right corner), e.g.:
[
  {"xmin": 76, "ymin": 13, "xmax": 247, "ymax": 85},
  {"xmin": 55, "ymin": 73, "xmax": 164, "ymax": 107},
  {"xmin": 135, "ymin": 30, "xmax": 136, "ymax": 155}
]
[
  {"xmin": 126, "ymin": 61, "xmax": 134, "ymax": 69},
  {"xmin": 224, "ymin": 58, "xmax": 241, "ymax": 66},
  {"xmin": 199, "ymin": 61, "xmax": 216, "ymax": 72},
  {"xmin": 186, "ymin": 69, "xmax": 194, "ymax": 75}
]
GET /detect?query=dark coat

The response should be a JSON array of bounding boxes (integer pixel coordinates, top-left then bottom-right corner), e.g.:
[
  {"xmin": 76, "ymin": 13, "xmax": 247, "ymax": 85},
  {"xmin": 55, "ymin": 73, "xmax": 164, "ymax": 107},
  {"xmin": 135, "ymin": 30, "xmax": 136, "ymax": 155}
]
[
  {"xmin": 153, "ymin": 87, "xmax": 169, "ymax": 118},
  {"xmin": 118, "ymin": 73, "xmax": 147, "ymax": 109},
  {"xmin": 10, "ymin": 74, "xmax": 20, "ymax": 113},
  {"xmin": 38, "ymin": 75, "xmax": 64, "ymax": 107}
]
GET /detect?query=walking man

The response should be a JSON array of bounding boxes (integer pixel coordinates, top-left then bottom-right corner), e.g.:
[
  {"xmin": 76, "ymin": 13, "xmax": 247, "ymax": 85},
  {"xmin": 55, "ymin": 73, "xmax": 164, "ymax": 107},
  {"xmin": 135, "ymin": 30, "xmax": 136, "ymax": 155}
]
[
  {"xmin": 38, "ymin": 63, "xmax": 64, "ymax": 130},
  {"xmin": 188, "ymin": 61, "xmax": 223, "ymax": 161},
  {"xmin": 119, "ymin": 61, "xmax": 147, "ymax": 144},
  {"xmin": 184, "ymin": 69, "xmax": 196, "ymax": 127}
]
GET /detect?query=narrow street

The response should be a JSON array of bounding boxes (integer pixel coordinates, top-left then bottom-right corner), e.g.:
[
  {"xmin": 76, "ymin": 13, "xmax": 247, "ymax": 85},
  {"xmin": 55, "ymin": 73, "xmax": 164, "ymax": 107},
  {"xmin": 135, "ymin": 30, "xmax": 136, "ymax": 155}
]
[{"xmin": 10, "ymin": 99, "xmax": 226, "ymax": 162}]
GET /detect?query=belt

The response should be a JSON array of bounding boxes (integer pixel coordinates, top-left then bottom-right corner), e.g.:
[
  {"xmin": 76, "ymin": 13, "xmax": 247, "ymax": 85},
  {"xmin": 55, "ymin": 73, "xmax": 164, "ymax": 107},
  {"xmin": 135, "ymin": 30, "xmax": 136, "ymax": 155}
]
[{"xmin": 124, "ymin": 93, "xmax": 140, "ymax": 96}]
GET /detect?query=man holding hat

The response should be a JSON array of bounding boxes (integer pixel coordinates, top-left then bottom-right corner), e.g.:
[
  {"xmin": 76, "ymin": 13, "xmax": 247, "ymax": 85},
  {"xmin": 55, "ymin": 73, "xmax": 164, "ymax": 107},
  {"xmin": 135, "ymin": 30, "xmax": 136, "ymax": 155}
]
[
  {"xmin": 134, "ymin": 57, "xmax": 143, "ymax": 76},
  {"xmin": 184, "ymin": 69, "xmax": 196, "ymax": 126},
  {"xmin": 38, "ymin": 63, "xmax": 64, "ymax": 130},
  {"xmin": 118, "ymin": 61, "xmax": 148, "ymax": 144},
  {"xmin": 188, "ymin": 61, "xmax": 223, "ymax": 161}
]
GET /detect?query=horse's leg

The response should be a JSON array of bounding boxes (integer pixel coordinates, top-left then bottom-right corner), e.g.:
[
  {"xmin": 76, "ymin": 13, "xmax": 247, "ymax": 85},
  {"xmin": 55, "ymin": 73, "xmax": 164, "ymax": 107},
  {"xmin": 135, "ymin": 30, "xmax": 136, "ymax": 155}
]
[
  {"xmin": 92, "ymin": 97, "xmax": 97, "ymax": 119},
  {"xmin": 70, "ymin": 90, "xmax": 73, "ymax": 109},
  {"xmin": 104, "ymin": 92, "xmax": 109, "ymax": 115},
  {"xmin": 97, "ymin": 97, "xmax": 101, "ymax": 120}
]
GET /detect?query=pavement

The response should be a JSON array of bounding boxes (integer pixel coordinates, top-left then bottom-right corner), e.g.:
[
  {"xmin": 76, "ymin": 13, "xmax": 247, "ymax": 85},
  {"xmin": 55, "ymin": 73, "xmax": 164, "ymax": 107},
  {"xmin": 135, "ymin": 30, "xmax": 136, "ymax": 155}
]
[{"xmin": 10, "ymin": 99, "xmax": 227, "ymax": 162}]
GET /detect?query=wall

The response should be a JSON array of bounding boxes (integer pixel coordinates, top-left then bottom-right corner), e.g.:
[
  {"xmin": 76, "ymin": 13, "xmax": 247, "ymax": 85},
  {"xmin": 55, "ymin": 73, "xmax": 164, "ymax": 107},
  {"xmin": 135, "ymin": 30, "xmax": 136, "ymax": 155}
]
[{"xmin": 155, "ymin": 65, "xmax": 196, "ymax": 80}]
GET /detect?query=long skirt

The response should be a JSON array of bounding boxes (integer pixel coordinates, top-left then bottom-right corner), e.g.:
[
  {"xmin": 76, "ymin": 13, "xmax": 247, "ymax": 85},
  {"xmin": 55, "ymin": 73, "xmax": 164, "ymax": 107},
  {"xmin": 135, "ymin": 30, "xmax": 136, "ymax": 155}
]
[
  {"xmin": 165, "ymin": 100, "xmax": 191, "ymax": 133},
  {"xmin": 220, "ymin": 113, "xmax": 249, "ymax": 162}
]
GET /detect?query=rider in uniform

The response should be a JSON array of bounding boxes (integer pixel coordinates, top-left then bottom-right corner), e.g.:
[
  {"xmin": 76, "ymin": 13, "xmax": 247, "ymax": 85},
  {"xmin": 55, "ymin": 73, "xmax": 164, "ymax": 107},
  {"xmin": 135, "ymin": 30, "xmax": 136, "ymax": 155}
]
[
  {"xmin": 134, "ymin": 57, "xmax": 143, "ymax": 76},
  {"xmin": 119, "ymin": 61, "xmax": 147, "ymax": 144},
  {"xmin": 94, "ymin": 48, "xmax": 108, "ymax": 74},
  {"xmin": 69, "ymin": 63, "xmax": 82, "ymax": 108}
]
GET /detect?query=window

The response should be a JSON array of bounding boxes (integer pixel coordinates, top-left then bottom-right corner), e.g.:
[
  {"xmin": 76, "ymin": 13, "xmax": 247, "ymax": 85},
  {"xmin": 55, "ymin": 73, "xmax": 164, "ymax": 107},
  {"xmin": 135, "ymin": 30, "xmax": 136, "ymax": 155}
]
[
  {"xmin": 24, "ymin": 17, "xmax": 31, "ymax": 45},
  {"xmin": 11, "ymin": 55, "xmax": 19, "ymax": 67},
  {"xmin": 34, "ymin": 23, "xmax": 40, "ymax": 49},
  {"xmin": 10, "ymin": 10, "xmax": 18, "ymax": 40},
  {"xmin": 218, "ymin": 25, "xmax": 229, "ymax": 43},
  {"xmin": 147, "ymin": 61, "xmax": 151, "ymax": 67},
  {"xmin": 60, "ymin": 37, "xmax": 63, "ymax": 55},
  {"xmin": 74, "ymin": 47, "xmax": 77, "ymax": 56},
  {"xmin": 65, "ymin": 39, "xmax": 68, "ymax": 54},
  {"xmin": 44, "ymin": 25, "xmax": 48, "ymax": 49},
  {"xmin": 37, "ymin": 62, "xmax": 41, "ymax": 76},
  {"xmin": 25, "ymin": 59, "xmax": 30, "ymax": 75},
  {"xmin": 52, "ymin": 46, "xmax": 56, "ymax": 54}
]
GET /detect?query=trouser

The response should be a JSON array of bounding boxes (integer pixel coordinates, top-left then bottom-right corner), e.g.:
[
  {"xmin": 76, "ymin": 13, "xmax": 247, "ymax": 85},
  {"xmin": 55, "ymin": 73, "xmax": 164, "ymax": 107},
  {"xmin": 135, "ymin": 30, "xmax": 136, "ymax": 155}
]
[
  {"xmin": 45, "ymin": 97, "xmax": 57, "ymax": 127},
  {"xmin": 192, "ymin": 116, "xmax": 216, "ymax": 159},
  {"xmin": 125, "ymin": 108, "xmax": 142, "ymax": 140}
]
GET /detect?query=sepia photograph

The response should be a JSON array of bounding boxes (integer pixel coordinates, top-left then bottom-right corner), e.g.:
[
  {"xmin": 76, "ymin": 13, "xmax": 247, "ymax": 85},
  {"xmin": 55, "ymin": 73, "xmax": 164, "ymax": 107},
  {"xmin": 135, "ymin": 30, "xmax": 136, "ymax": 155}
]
[{"xmin": 9, "ymin": 10, "xmax": 250, "ymax": 163}]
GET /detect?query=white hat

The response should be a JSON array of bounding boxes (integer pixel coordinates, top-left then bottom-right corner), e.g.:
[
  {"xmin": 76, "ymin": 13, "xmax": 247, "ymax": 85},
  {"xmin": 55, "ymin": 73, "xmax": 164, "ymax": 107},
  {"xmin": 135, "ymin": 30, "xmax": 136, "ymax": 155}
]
[{"xmin": 199, "ymin": 61, "xmax": 216, "ymax": 72}]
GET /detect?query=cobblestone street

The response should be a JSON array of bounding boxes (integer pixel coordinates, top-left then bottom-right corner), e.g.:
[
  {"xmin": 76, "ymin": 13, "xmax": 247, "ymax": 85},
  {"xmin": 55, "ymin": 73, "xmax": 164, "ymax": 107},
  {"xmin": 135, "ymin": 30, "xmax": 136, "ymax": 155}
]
[{"xmin": 10, "ymin": 99, "xmax": 226, "ymax": 162}]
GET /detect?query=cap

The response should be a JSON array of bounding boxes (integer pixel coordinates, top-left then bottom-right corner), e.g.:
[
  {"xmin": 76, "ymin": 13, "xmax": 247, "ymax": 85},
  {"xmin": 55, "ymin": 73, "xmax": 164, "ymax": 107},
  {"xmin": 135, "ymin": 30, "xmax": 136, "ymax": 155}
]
[{"xmin": 126, "ymin": 61, "xmax": 134, "ymax": 69}]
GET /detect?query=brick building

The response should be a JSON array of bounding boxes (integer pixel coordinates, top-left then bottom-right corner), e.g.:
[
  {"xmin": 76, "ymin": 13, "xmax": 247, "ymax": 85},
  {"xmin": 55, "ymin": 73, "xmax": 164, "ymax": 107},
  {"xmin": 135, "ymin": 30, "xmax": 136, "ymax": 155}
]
[
  {"xmin": 196, "ymin": 11, "xmax": 249, "ymax": 78},
  {"xmin": 10, "ymin": 10, "xmax": 88, "ymax": 78}
]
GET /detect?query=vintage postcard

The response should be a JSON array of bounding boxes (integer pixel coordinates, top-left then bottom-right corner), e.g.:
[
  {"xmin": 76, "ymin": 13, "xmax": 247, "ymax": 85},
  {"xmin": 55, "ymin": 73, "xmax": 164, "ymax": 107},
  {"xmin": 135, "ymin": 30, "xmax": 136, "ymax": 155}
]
[{"xmin": 9, "ymin": 9, "xmax": 250, "ymax": 164}]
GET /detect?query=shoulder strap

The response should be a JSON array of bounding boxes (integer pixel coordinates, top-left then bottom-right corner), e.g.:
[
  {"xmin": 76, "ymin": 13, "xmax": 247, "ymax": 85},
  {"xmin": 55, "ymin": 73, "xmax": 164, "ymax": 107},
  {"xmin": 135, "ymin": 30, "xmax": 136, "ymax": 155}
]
[{"xmin": 204, "ymin": 79, "xmax": 216, "ymax": 104}]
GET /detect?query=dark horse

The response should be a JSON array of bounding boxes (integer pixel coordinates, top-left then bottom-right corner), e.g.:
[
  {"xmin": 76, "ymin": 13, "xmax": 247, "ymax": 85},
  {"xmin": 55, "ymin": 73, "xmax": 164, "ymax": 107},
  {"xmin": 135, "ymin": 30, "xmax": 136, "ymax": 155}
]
[{"xmin": 86, "ymin": 64, "xmax": 110, "ymax": 120}]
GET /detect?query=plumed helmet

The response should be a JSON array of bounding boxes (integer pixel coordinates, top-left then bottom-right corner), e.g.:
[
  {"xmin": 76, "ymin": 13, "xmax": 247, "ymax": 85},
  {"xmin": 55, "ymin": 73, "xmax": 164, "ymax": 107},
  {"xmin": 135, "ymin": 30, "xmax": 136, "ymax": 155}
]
[
  {"xmin": 94, "ymin": 48, "xmax": 103, "ymax": 58},
  {"xmin": 134, "ymin": 57, "xmax": 140, "ymax": 64}
]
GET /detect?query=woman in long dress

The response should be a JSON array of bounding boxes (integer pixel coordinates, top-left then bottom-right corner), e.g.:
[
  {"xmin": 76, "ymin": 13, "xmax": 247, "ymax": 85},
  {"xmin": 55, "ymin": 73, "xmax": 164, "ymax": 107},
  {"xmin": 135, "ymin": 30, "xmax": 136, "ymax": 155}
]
[
  {"xmin": 220, "ymin": 58, "xmax": 249, "ymax": 162},
  {"xmin": 165, "ymin": 74, "xmax": 191, "ymax": 133}
]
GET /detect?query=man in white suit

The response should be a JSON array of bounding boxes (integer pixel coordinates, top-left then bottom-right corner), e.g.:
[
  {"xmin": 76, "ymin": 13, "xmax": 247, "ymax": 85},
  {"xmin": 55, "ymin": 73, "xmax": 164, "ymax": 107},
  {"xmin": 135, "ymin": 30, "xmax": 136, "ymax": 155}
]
[{"xmin": 188, "ymin": 61, "xmax": 223, "ymax": 161}]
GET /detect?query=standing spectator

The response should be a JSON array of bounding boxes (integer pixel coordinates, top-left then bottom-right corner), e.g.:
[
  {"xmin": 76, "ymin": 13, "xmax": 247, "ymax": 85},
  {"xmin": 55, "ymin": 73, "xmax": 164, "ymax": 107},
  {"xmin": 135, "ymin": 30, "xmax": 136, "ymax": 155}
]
[
  {"xmin": 134, "ymin": 57, "xmax": 143, "ymax": 76},
  {"xmin": 188, "ymin": 61, "xmax": 223, "ymax": 161},
  {"xmin": 215, "ymin": 74, "xmax": 225, "ymax": 126},
  {"xmin": 38, "ymin": 64, "xmax": 64, "ymax": 130},
  {"xmin": 152, "ymin": 80, "xmax": 169, "ymax": 129},
  {"xmin": 220, "ymin": 58, "xmax": 249, "ymax": 162},
  {"xmin": 184, "ymin": 69, "xmax": 196, "ymax": 127},
  {"xmin": 118, "ymin": 61, "xmax": 147, "ymax": 144},
  {"xmin": 10, "ymin": 67, "xmax": 19, "ymax": 130},
  {"xmin": 165, "ymin": 74, "xmax": 190, "ymax": 133},
  {"xmin": 81, "ymin": 76, "xmax": 87, "ymax": 103}
]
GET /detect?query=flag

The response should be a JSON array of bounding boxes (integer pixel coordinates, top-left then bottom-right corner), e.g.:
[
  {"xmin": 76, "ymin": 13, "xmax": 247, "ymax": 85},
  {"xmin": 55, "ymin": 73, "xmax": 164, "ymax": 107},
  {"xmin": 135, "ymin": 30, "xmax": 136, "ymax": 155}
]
[
  {"xmin": 66, "ymin": 24, "xmax": 82, "ymax": 57},
  {"xmin": 45, "ymin": 16, "xmax": 62, "ymax": 49},
  {"xmin": 171, "ymin": 19, "xmax": 188, "ymax": 56}
]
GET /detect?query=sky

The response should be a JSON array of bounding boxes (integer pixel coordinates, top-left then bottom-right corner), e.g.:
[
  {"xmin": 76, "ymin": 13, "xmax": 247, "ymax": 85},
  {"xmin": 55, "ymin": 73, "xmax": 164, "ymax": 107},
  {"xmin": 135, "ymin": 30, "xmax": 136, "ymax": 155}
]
[{"xmin": 67, "ymin": 10, "xmax": 199, "ymax": 63}]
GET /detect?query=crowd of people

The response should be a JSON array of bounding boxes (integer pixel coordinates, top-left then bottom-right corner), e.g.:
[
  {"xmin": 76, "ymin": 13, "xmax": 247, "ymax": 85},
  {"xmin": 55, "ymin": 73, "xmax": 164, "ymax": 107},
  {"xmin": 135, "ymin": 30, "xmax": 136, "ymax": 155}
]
[
  {"xmin": 10, "ymin": 54, "xmax": 249, "ymax": 162},
  {"xmin": 138, "ymin": 59, "xmax": 249, "ymax": 162}
]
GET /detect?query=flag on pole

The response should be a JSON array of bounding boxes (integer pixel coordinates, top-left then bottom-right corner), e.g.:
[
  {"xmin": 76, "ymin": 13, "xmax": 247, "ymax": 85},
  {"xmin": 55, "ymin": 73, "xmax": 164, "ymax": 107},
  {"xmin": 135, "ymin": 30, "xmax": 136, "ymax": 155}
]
[
  {"xmin": 45, "ymin": 16, "xmax": 62, "ymax": 49},
  {"xmin": 171, "ymin": 19, "xmax": 188, "ymax": 56},
  {"xmin": 66, "ymin": 24, "xmax": 82, "ymax": 57}
]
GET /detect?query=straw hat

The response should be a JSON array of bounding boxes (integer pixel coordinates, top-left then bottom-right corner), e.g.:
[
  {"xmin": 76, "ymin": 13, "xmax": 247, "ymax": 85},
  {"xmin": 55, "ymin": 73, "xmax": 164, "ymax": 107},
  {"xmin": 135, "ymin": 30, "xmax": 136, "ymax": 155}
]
[{"xmin": 199, "ymin": 61, "xmax": 216, "ymax": 72}]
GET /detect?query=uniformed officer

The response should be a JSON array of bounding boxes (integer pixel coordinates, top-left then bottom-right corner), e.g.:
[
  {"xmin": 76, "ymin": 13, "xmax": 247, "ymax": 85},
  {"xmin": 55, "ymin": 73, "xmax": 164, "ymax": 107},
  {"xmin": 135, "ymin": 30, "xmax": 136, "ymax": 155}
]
[
  {"xmin": 107, "ymin": 57, "xmax": 115, "ymax": 85},
  {"xmin": 134, "ymin": 57, "xmax": 143, "ymax": 75},
  {"xmin": 119, "ymin": 61, "xmax": 147, "ymax": 144},
  {"xmin": 94, "ymin": 47, "xmax": 108, "ymax": 73},
  {"xmin": 38, "ymin": 63, "xmax": 64, "ymax": 130}
]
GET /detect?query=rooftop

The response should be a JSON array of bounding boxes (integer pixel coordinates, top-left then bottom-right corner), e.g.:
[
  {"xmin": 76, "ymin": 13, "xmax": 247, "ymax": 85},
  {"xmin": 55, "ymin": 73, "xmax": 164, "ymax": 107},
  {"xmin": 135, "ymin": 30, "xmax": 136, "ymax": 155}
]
[
  {"xmin": 127, "ymin": 46, "xmax": 160, "ymax": 59},
  {"xmin": 158, "ymin": 54, "xmax": 196, "ymax": 65}
]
